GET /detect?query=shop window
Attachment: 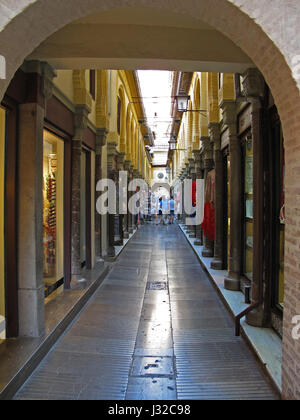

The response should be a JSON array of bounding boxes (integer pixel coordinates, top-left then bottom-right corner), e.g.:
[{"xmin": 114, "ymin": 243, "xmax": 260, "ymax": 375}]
[
  {"xmin": 0, "ymin": 106, "xmax": 5, "ymax": 340},
  {"xmin": 242, "ymin": 134, "xmax": 253, "ymax": 281},
  {"xmin": 43, "ymin": 130, "xmax": 64, "ymax": 298}
]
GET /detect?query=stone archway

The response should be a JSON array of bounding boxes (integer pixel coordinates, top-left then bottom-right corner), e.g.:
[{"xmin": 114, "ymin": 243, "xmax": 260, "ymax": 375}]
[{"xmin": 0, "ymin": 0, "xmax": 300, "ymax": 400}]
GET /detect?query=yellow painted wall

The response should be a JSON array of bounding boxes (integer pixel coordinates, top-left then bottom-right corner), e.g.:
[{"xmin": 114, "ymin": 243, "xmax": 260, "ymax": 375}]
[
  {"xmin": 54, "ymin": 70, "xmax": 74, "ymax": 102},
  {"xmin": 0, "ymin": 106, "xmax": 5, "ymax": 339}
]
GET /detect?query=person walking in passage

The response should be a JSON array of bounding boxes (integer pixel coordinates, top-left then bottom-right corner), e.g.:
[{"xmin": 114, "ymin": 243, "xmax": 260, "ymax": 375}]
[{"xmin": 169, "ymin": 196, "xmax": 175, "ymax": 224}]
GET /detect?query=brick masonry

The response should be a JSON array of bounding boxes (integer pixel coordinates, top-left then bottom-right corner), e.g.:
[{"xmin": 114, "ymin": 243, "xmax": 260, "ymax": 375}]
[{"xmin": 0, "ymin": 0, "xmax": 299, "ymax": 399}]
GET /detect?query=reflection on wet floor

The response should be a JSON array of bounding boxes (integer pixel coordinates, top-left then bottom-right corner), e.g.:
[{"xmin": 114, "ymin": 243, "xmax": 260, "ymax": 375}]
[{"xmin": 15, "ymin": 224, "xmax": 278, "ymax": 400}]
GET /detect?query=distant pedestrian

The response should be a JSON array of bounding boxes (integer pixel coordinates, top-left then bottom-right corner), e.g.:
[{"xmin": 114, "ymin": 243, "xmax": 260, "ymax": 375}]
[
  {"xmin": 161, "ymin": 195, "xmax": 169, "ymax": 225},
  {"xmin": 169, "ymin": 196, "xmax": 175, "ymax": 224}
]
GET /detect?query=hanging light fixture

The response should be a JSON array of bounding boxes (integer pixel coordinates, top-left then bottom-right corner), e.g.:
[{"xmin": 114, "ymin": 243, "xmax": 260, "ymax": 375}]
[
  {"xmin": 175, "ymin": 90, "xmax": 207, "ymax": 115},
  {"xmin": 175, "ymin": 91, "xmax": 190, "ymax": 112},
  {"xmin": 168, "ymin": 136, "xmax": 177, "ymax": 151}
]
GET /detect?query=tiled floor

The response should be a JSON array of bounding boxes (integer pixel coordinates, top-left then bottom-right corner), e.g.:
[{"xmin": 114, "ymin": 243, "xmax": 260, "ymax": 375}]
[{"xmin": 14, "ymin": 224, "xmax": 279, "ymax": 400}]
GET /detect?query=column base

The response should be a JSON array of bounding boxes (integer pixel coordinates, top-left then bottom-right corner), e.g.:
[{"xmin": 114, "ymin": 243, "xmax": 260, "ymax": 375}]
[
  {"xmin": 224, "ymin": 275, "xmax": 240, "ymax": 291},
  {"xmin": 211, "ymin": 258, "xmax": 223, "ymax": 270},
  {"xmin": 246, "ymin": 305, "xmax": 267, "ymax": 328},
  {"xmin": 107, "ymin": 246, "xmax": 116, "ymax": 258},
  {"xmin": 194, "ymin": 239, "xmax": 203, "ymax": 246},
  {"xmin": 202, "ymin": 247, "xmax": 214, "ymax": 258},
  {"xmin": 123, "ymin": 231, "xmax": 129, "ymax": 239}
]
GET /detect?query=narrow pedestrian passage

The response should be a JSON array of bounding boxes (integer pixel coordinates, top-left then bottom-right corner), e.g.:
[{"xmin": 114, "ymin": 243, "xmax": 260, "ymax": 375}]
[{"xmin": 15, "ymin": 225, "xmax": 278, "ymax": 400}]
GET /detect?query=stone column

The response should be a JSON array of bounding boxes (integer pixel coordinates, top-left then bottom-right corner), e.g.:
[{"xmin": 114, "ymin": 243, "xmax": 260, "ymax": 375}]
[
  {"xmin": 123, "ymin": 160, "xmax": 131, "ymax": 238},
  {"xmin": 184, "ymin": 164, "xmax": 192, "ymax": 233},
  {"xmin": 128, "ymin": 165, "xmax": 135, "ymax": 233},
  {"xmin": 202, "ymin": 137, "xmax": 215, "ymax": 258},
  {"xmin": 116, "ymin": 152, "xmax": 125, "ymax": 245},
  {"xmin": 241, "ymin": 69, "xmax": 267, "ymax": 327},
  {"xmin": 95, "ymin": 128, "xmax": 107, "ymax": 258},
  {"xmin": 193, "ymin": 150, "xmax": 204, "ymax": 246},
  {"xmin": 107, "ymin": 141, "xmax": 118, "ymax": 257},
  {"xmin": 72, "ymin": 105, "xmax": 90, "ymax": 275},
  {"xmin": 222, "ymin": 101, "xmax": 242, "ymax": 291},
  {"xmin": 177, "ymin": 173, "xmax": 184, "ymax": 224},
  {"xmin": 187, "ymin": 159, "xmax": 196, "ymax": 238},
  {"xmin": 210, "ymin": 123, "xmax": 224, "ymax": 270},
  {"xmin": 133, "ymin": 169, "xmax": 140, "ymax": 228},
  {"xmin": 18, "ymin": 61, "xmax": 56, "ymax": 337}
]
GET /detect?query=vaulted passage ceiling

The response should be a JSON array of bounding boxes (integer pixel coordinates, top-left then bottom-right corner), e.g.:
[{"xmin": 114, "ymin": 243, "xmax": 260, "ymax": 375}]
[{"xmin": 28, "ymin": 7, "xmax": 253, "ymax": 73}]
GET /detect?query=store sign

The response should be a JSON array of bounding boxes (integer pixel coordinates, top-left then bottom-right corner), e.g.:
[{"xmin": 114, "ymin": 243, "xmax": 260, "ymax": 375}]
[
  {"xmin": 0, "ymin": 56, "xmax": 6, "ymax": 80},
  {"xmin": 292, "ymin": 315, "xmax": 300, "ymax": 340}
]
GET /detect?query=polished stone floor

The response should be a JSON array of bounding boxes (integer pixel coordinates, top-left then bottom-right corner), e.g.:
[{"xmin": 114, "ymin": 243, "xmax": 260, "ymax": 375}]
[{"xmin": 14, "ymin": 224, "xmax": 278, "ymax": 400}]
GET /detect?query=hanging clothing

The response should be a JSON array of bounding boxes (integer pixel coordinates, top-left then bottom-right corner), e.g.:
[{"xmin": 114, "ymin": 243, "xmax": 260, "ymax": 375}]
[{"xmin": 202, "ymin": 201, "xmax": 215, "ymax": 242}]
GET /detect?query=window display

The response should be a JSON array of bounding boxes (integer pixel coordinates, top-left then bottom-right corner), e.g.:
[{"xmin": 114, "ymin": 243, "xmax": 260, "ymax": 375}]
[
  {"xmin": 43, "ymin": 130, "xmax": 64, "ymax": 297},
  {"xmin": 243, "ymin": 135, "xmax": 253, "ymax": 281},
  {"xmin": 0, "ymin": 106, "xmax": 5, "ymax": 340}
]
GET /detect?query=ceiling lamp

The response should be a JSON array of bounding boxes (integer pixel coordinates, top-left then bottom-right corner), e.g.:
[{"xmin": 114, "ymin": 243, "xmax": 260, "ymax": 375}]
[
  {"xmin": 175, "ymin": 91, "xmax": 190, "ymax": 112},
  {"xmin": 175, "ymin": 90, "xmax": 207, "ymax": 115}
]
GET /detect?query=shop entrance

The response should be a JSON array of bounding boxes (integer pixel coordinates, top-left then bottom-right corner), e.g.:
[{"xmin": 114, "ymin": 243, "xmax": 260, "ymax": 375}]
[{"xmin": 43, "ymin": 130, "xmax": 65, "ymax": 298}]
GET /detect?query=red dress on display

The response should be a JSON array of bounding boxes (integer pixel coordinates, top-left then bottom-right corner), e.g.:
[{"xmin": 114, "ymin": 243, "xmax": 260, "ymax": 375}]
[{"xmin": 202, "ymin": 202, "xmax": 215, "ymax": 242}]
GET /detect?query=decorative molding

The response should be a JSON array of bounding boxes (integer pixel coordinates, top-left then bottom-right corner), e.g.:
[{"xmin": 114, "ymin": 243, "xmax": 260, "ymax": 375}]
[
  {"xmin": 106, "ymin": 131, "xmax": 119, "ymax": 144},
  {"xmin": 96, "ymin": 128, "xmax": 108, "ymax": 154},
  {"xmin": 220, "ymin": 100, "xmax": 237, "ymax": 127},
  {"xmin": 74, "ymin": 104, "xmax": 90, "ymax": 131}
]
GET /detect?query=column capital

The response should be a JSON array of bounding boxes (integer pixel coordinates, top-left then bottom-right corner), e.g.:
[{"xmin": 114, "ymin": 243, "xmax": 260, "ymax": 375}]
[
  {"xmin": 220, "ymin": 100, "xmax": 237, "ymax": 129},
  {"xmin": 107, "ymin": 141, "xmax": 118, "ymax": 174},
  {"xmin": 124, "ymin": 160, "xmax": 131, "ymax": 171},
  {"xmin": 22, "ymin": 60, "xmax": 57, "ymax": 103},
  {"xmin": 117, "ymin": 152, "xmax": 126, "ymax": 170},
  {"xmin": 193, "ymin": 149, "xmax": 202, "ymax": 163},
  {"xmin": 242, "ymin": 68, "xmax": 265, "ymax": 99},
  {"xmin": 74, "ymin": 104, "xmax": 90, "ymax": 131},
  {"xmin": 133, "ymin": 169, "xmax": 140, "ymax": 178},
  {"xmin": 209, "ymin": 122, "xmax": 221, "ymax": 142},
  {"xmin": 96, "ymin": 128, "xmax": 108, "ymax": 153}
]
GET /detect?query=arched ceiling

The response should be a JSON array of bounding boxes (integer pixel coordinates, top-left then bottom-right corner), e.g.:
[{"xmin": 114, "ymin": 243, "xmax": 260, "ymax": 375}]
[{"xmin": 28, "ymin": 7, "xmax": 253, "ymax": 72}]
